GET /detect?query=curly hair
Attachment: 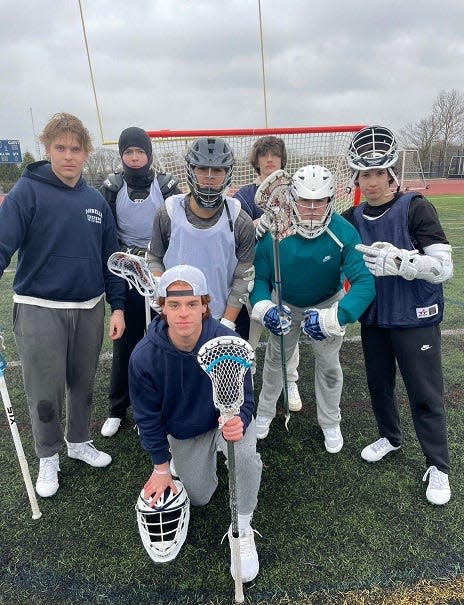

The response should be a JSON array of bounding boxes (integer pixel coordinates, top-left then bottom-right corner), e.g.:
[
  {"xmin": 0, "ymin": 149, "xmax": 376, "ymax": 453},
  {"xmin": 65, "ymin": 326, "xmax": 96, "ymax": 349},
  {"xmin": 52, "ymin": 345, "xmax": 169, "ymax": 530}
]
[
  {"xmin": 40, "ymin": 113, "xmax": 93, "ymax": 153},
  {"xmin": 249, "ymin": 136, "xmax": 287, "ymax": 174}
]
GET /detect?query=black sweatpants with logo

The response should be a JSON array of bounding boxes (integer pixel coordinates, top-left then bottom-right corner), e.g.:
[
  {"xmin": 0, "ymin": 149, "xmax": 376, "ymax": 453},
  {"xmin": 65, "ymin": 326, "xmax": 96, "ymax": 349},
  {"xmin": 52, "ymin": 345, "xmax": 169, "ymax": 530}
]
[{"xmin": 360, "ymin": 323, "xmax": 450, "ymax": 474}]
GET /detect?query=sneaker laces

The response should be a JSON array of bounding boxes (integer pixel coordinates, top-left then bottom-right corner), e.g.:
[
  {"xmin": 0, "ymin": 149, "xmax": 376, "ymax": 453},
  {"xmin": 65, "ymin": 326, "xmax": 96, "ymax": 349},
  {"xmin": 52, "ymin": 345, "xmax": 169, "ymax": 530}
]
[
  {"xmin": 423, "ymin": 466, "xmax": 448, "ymax": 489},
  {"xmin": 371, "ymin": 437, "xmax": 390, "ymax": 453},
  {"xmin": 288, "ymin": 383, "xmax": 298, "ymax": 397},
  {"xmin": 324, "ymin": 427, "xmax": 339, "ymax": 439},
  {"xmin": 38, "ymin": 457, "xmax": 59, "ymax": 482},
  {"xmin": 70, "ymin": 440, "xmax": 100, "ymax": 460},
  {"xmin": 221, "ymin": 526, "xmax": 263, "ymax": 547}
]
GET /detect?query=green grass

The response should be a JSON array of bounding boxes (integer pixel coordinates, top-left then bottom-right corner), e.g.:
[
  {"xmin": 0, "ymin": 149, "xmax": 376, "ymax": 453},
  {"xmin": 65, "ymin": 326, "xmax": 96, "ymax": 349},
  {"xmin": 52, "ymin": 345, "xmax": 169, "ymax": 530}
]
[{"xmin": 0, "ymin": 195, "xmax": 463, "ymax": 604}]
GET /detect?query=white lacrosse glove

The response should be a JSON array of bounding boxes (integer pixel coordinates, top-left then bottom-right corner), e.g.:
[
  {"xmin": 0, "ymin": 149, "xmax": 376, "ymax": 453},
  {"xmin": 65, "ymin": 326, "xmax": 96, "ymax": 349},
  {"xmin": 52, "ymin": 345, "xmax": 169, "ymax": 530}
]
[
  {"xmin": 356, "ymin": 242, "xmax": 442, "ymax": 281},
  {"xmin": 251, "ymin": 300, "xmax": 291, "ymax": 336},
  {"xmin": 255, "ymin": 214, "xmax": 270, "ymax": 239},
  {"xmin": 302, "ymin": 304, "xmax": 345, "ymax": 341},
  {"xmin": 355, "ymin": 242, "xmax": 409, "ymax": 278},
  {"xmin": 220, "ymin": 317, "xmax": 236, "ymax": 331}
]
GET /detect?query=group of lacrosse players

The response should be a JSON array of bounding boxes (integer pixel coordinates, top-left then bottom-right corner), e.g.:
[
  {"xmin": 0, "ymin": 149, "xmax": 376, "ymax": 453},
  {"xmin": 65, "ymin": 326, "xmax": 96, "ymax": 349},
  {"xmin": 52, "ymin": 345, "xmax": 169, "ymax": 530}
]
[{"xmin": 0, "ymin": 111, "xmax": 453, "ymax": 591}]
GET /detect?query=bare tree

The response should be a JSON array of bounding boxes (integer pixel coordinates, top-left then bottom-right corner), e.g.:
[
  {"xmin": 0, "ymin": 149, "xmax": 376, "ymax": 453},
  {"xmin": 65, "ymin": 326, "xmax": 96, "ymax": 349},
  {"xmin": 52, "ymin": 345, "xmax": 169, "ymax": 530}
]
[
  {"xmin": 432, "ymin": 89, "xmax": 464, "ymax": 174},
  {"xmin": 84, "ymin": 147, "xmax": 121, "ymax": 188},
  {"xmin": 399, "ymin": 89, "xmax": 464, "ymax": 177}
]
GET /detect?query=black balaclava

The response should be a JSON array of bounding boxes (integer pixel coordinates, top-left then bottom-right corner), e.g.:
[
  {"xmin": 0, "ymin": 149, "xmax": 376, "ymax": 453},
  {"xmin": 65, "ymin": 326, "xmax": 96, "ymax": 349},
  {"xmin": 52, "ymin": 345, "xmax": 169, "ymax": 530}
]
[{"xmin": 118, "ymin": 126, "xmax": 154, "ymax": 189}]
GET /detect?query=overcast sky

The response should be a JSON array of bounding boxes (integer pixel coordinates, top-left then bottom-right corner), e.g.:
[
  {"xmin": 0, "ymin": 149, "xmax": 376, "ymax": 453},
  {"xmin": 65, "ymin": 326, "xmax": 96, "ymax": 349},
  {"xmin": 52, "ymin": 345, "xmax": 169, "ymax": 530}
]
[{"xmin": 1, "ymin": 0, "xmax": 463, "ymax": 158}]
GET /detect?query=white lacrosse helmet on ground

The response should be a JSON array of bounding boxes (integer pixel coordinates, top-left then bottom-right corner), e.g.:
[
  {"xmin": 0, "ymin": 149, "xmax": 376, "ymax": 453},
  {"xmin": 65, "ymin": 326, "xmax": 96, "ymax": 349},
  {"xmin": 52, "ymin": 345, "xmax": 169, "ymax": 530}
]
[
  {"xmin": 136, "ymin": 479, "xmax": 190, "ymax": 563},
  {"xmin": 347, "ymin": 125, "xmax": 399, "ymax": 185},
  {"xmin": 291, "ymin": 165, "xmax": 336, "ymax": 239}
]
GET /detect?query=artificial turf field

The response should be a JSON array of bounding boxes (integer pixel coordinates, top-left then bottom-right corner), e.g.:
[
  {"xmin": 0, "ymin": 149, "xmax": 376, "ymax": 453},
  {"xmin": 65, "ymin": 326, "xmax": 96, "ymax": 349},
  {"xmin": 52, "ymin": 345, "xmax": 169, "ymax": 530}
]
[{"xmin": 0, "ymin": 194, "xmax": 463, "ymax": 604}]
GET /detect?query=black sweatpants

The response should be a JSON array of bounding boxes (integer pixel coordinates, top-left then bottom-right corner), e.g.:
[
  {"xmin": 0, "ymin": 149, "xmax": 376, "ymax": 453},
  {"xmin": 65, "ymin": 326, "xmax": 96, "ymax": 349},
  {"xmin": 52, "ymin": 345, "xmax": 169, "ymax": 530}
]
[
  {"xmin": 108, "ymin": 285, "xmax": 154, "ymax": 418},
  {"xmin": 361, "ymin": 323, "xmax": 450, "ymax": 473}
]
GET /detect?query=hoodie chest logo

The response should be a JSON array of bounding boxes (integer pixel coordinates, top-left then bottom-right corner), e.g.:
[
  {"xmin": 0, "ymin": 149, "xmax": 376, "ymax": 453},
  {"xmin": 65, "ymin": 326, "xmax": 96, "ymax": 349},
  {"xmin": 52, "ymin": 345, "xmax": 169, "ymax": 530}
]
[{"xmin": 86, "ymin": 208, "xmax": 102, "ymax": 224}]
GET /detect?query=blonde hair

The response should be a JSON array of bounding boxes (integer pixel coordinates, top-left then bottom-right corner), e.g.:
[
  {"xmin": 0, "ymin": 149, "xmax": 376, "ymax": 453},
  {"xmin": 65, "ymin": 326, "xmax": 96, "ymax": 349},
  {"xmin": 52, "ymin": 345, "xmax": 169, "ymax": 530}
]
[{"xmin": 40, "ymin": 112, "xmax": 93, "ymax": 153}]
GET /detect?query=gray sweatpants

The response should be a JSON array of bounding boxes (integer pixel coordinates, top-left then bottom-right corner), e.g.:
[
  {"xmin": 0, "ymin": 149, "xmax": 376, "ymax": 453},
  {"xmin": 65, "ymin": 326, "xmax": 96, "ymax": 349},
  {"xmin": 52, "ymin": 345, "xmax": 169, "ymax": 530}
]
[
  {"xmin": 168, "ymin": 418, "xmax": 262, "ymax": 516},
  {"xmin": 257, "ymin": 292, "xmax": 344, "ymax": 428},
  {"xmin": 13, "ymin": 301, "xmax": 105, "ymax": 458}
]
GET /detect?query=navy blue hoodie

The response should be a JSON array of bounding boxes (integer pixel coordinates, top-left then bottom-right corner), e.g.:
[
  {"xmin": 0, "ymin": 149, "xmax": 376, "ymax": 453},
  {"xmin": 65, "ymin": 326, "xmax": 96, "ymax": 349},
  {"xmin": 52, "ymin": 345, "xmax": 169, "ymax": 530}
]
[
  {"xmin": 129, "ymin": 316, "xmax": 255, "ymax": 465},
  {"xmin": 0, "ymin": 161, "xmax": 125, "ymax": 310}
]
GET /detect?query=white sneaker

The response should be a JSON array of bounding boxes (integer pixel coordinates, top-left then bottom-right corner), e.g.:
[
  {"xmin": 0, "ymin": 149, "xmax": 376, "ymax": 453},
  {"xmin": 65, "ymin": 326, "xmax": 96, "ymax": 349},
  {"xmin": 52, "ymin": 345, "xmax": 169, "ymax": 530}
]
[
  {"xmin": 101, "ymin": 417, "xmax": 122, "ymax": 437},
  {"xmin": 228, "ymin": 525, "xmax": 259, "ymax": 583},
  {"xmin": 322, "ymin": 426, "xmax": 344, "ymax": 453},
  {"xmin": 36, "ymin": 454, "xmax": 60, "ymax": 497},
  {"xmin": 287, "ymin": 382, "xmax": 302, "ymax": 412},
  {"xmin": 67, "ymin": 441, "xmax": 112, "ymax": 467},
  {"xmin": 423, "ymin": 466, "xmax": 451, "ymax": 505},
  {"xmin": 361, "ymin": 437, "xmax": 401, "ymax": 462},
  {"xmin": 255, "ymin": 416, "xmax": 272, "ymax": 440}
]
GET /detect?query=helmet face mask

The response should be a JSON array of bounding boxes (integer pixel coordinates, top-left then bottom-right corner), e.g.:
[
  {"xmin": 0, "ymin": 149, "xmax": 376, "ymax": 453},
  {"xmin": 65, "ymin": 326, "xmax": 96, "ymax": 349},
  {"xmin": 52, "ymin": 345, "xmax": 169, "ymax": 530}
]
[
  {"xmin": 291, "ymin": 165, "xmax": 335, "ymax": 239},
  {"xmin": 347, "ymin": 126, "xmax": 399, "ymax": 186},
  {"xmin": 136, "ymin": 479, "xmax": 190, "ymax": 563},
  {"xmin": 186, "ymin": 137, "xmax": 234, "ymax": 209}
]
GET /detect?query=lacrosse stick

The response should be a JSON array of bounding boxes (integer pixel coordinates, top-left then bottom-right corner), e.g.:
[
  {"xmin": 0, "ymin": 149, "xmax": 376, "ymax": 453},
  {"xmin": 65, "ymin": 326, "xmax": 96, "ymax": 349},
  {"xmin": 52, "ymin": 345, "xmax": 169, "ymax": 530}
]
[
  {"xmin": 255, "ymin": 169, "xmax": 295, "ymax": 429},
  {"xmin": 0, "ymin": 335, "xmax": 41, "ymax": 520},
  {"xmin": 107, "ymin": 251, "xmax": 159, "ymax": 330},
  {"xmin": 197, "ymin": 336, "xmax": 254, "ymax": 604}
]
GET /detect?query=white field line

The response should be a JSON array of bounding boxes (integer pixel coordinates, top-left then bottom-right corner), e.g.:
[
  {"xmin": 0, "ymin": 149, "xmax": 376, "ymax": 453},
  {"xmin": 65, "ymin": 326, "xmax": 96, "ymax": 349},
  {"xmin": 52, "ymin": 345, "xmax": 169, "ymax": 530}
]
[{"xmin": 5, "ymin": 329, "xmax": 464, "ymax": 368}]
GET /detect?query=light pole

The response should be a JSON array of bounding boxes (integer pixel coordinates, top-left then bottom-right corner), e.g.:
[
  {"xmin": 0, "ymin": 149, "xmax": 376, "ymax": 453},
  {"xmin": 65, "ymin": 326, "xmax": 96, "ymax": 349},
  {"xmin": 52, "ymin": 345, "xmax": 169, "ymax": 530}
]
[{"xmin": 258, "ymin": 0, "xmax": 269, "ymax": 128}]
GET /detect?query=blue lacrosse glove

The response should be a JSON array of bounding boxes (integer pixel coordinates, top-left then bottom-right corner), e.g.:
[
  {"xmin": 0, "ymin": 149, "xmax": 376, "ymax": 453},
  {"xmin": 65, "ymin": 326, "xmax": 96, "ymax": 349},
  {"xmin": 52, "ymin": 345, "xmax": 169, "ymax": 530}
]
[
  {"xmin": 302, "ymin": 304, "xmax": 346, "ymax": 341},
  {"xmin": 303, "ymin": 309, "xmax": 326, "ymax": 340},
  {"xmin": 263, "ymin": 305, "xmax": 292, "ymax": 336}
]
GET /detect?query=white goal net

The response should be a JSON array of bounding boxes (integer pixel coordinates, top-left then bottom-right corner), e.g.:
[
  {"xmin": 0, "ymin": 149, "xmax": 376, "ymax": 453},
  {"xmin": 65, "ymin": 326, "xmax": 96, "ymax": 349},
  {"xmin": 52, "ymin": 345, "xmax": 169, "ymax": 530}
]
[
  {"xmin": 398, "ymin": 149, "xmax": 427, "ymax": 191},
  {"xmin": 146, "ymin": 126, "xmax": 365, "ymax": 213}
]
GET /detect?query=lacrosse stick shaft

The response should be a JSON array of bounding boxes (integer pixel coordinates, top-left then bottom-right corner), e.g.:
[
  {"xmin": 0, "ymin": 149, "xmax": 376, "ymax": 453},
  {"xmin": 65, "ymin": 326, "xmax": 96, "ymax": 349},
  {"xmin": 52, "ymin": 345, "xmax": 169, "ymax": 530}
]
[
  {"xmin": 272, "ymin": 238, "xmax": 290, "ymax": 427},
  {"xmin": 1, "ymin": 376, "xmax": 42, "ymax": 520},
  {"xmin": 144, "ymin": 297, "xmax": 151, "ymax": 332},
  {"xmin": 227, "ymin": 440, "xmax": 245, "ymax": 603}
]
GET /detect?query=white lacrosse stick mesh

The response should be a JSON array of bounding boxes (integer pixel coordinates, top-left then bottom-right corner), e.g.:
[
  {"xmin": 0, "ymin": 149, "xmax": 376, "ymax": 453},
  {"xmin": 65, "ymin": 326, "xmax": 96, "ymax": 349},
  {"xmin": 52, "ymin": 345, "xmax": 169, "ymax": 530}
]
[
  {"xmin": 255, "ymin": 169, "xmax": 295, "ymax": 241},
  {"xmin": 107, "ymin": 252, "xmax": 159, "ymax": 300},
  {"xmin": 197, "ymin": 336, "xmax": 254, "ymax": 422}
]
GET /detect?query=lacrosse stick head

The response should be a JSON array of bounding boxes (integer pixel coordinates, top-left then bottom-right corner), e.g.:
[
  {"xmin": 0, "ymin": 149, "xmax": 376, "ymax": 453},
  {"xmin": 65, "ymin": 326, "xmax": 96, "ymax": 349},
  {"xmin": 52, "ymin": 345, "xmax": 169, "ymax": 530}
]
[
  {"xmin": 136, "ymin": 480, "xmax": 190, "ymax": 563},
  {"xmin": 197, "ymin": 336, "xmax": 254, "ymax": 423},
  {"xmin": 107, "ymin": 252, "xmax": 158, "ymax": 298},
  {"xmin": 255, "ymin": 169, "xmax": 295, "ymax": 240}
]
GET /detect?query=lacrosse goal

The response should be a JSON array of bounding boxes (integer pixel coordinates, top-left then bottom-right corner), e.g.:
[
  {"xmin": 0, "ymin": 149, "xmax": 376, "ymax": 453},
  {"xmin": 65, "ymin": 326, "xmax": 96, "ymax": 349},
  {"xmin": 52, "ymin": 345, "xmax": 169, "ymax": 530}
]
[
  {"xmin": 146, "ymin": 126, "xmax": 365, "ymax": 213},
  {"xmin": 398, "ymin": 149, "xmax": 427, "ymax": 191}
]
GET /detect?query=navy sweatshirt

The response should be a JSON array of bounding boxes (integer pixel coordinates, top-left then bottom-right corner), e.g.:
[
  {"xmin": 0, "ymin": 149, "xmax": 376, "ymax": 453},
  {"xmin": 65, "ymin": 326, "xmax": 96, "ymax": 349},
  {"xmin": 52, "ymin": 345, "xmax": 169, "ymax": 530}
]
[
  {"xmin": 0, "ymin": 161, "xmax": 125, "ymax": 310},
  {"xmin": 129, "ymin": 316, "xmax": 255, "ymax": 465}
]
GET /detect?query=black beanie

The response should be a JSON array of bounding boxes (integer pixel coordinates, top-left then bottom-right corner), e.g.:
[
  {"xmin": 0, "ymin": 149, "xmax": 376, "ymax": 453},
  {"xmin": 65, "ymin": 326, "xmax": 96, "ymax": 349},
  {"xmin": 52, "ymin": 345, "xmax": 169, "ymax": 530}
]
[{"xmin": 118, "ymin": 127, "xmax": 153, "ymax": 164}]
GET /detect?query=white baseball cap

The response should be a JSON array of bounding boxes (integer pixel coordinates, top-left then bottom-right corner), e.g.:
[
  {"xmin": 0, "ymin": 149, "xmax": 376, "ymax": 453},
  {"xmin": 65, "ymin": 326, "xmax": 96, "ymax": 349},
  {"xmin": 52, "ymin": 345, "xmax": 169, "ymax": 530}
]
[{"xmin": 159, "ymin": 265, "xmax": 208, "ymax": 297}]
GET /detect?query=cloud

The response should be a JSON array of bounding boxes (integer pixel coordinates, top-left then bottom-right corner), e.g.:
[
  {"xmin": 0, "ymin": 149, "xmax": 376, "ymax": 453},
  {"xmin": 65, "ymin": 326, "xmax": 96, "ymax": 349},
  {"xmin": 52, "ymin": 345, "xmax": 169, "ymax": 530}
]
[{"xmin": 0, "ymin": 0, "xmax": 463, "ymax": 157}]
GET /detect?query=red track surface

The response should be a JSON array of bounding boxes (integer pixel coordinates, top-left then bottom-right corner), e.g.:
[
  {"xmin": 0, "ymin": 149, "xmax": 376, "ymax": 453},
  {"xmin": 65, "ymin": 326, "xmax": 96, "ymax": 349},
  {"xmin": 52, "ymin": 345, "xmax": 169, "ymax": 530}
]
[{"xmin": 419, "ymin": 179, "xmax": 464, "ymax": 195}]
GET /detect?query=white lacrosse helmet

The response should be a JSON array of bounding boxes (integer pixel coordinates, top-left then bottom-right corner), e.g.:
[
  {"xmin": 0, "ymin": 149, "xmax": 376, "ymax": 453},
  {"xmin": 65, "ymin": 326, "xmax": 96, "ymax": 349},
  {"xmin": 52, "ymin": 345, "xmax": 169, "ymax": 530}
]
[
  {"xmin": 290, "ymin": 165, "xmax": 335, "ymax": 239},
  {"xmin": 136, "ymin": 479, "xmax": 190, "ymax": 563},
  {"xmin": 347, "ymin": 126, "xmax": 399, "ymax": 185}
]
